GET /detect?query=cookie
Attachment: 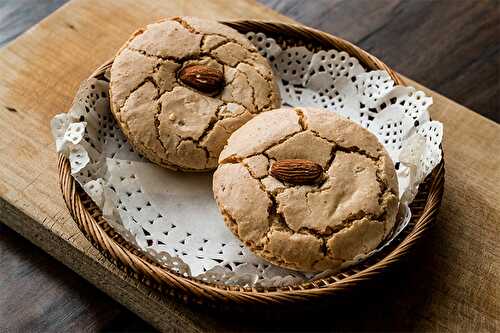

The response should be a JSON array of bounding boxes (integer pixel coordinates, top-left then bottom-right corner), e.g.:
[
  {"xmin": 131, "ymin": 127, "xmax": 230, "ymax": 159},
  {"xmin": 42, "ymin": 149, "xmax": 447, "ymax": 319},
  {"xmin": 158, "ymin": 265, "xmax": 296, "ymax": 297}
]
[
  {"xmin": 213, "ymin": 107, "xmax": 399, "ymax": 272},
  {"xmin": 109, "ymin": 17, "xmax": 280, "ymax": 171}
]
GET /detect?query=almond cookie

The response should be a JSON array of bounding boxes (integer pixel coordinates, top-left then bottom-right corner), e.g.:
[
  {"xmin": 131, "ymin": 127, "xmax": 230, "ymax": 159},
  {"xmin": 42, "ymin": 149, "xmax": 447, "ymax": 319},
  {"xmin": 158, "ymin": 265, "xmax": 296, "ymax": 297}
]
[
  {"xmin": 109, "ymin": 17, "xmax": 280, "ymax": 171},
  {"xmin": 213, "ymin": 107, "xmax": 399, "ymax": 272}
]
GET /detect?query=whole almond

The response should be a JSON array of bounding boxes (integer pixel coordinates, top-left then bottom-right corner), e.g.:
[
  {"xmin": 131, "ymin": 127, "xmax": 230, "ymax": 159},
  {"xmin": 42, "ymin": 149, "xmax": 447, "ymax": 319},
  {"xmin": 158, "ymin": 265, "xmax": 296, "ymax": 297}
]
[
  {"xmin": 179, "ymin": 65, "xmax": 224, "ymax": 94},
  {"xmin": 270, "ymin": 159, "xmax": 323, "ymax": 185}
]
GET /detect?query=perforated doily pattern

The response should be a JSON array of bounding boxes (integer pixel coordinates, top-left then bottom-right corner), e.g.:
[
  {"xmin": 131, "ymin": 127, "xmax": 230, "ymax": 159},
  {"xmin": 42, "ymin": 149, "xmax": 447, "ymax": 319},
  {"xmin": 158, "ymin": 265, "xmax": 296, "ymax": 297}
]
[
  {"xmin": 247, "ymin": 32, "xmax": 442, "ymax": 193},
  {"xmin": 51, "ymin": 32, "xmax": 443, "ymax": 287}
]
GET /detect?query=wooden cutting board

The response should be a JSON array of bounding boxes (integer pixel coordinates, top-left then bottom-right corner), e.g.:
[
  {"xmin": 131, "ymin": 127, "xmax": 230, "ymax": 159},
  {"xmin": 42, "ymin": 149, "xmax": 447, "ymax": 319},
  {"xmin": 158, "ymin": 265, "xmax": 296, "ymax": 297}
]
[{"xmin": 0, "ymin": 0, "xmax": 498, "ymax": 331}]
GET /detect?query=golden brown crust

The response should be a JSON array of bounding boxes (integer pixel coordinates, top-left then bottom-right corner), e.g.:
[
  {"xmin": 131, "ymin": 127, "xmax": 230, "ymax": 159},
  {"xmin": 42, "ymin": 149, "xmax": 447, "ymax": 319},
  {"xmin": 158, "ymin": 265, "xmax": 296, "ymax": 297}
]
[
  {"xmin": 213, "ymin": 107, "xmax": 399, "ymax": 272},
  {"xmin": 109, "ymin": 17, "xmax": 280, "ymax": 171}
]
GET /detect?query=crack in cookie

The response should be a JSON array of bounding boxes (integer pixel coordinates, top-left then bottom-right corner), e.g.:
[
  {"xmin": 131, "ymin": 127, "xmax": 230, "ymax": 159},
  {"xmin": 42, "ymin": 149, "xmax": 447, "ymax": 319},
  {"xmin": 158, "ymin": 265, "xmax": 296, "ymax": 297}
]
[
  {"xmin": 171, "ymin": 16, "xmax": 259, "ymax": 55},
  {"xmin": 213, "ymin": 107, "xmax": 399, "ymax": 272},
  {"xmin": 110, "ymin": 17, "xmax": 280, "ymax": 171},
  {"xmin": 153, "ymin": 101, "xmax": 168, "ymax": 157}
]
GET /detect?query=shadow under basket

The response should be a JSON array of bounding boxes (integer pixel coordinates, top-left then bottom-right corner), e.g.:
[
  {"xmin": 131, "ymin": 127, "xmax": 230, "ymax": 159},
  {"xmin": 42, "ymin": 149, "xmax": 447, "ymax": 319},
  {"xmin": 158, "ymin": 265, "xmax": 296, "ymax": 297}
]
[{"xmin": 57, "ymin": 20, "xmax": 445, "ymax": 305}]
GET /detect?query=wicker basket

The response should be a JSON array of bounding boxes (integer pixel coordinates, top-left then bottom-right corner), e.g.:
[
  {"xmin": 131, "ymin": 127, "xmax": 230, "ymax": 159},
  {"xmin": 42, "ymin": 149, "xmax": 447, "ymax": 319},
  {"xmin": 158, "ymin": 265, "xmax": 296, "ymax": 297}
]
[{"xmin": 57, "ymin": 20, "xmax": 445, "ymax": 305}]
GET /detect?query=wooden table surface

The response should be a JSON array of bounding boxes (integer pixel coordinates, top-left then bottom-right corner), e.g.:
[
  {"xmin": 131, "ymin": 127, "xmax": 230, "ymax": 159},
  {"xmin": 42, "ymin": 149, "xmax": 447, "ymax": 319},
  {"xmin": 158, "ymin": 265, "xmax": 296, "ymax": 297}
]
[{"xmin": 0, "ymin": 0, "xmax": 498, "ymax": 332}]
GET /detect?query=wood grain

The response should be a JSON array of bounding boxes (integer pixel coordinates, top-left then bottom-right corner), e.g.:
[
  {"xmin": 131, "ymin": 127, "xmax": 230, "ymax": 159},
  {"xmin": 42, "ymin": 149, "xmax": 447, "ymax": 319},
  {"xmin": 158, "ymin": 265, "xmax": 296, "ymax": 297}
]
[
  {"xmin": 259, "ymin": 0, "xmax": 500, "ymax": 123},
  {"xmin": 0, "ymin": 224, "xmax": 137, "ymax": 331},
  {"xmin": 1, "ymin": 2, "xmax": 499, "ymax": 331},
  {"xmin": 0, "ymin": 0, "xmax": 68, "ymax": 46},
  {"xmin": 0, "ymin": 0, "xmax": 498, "ymax": 331}
]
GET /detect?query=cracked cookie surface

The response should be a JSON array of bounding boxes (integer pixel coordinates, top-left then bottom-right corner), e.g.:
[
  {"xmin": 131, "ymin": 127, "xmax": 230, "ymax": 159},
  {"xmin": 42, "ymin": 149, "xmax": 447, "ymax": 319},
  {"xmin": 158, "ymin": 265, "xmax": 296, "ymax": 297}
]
[
  {"xmin": 213, "ymin": 107, "xmax": 399, "ymax": 272},
  {"xmin": 109, "ymin": 17, "xmax": 280, "ymax": 171}
]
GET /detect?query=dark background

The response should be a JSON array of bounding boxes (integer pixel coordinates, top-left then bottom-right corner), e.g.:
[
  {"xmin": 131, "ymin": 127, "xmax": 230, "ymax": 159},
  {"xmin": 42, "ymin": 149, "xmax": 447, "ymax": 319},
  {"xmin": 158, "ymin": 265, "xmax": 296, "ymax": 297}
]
[{"xmin": 0, "ymin": 0, "xmax": 498, "ymax": 331}]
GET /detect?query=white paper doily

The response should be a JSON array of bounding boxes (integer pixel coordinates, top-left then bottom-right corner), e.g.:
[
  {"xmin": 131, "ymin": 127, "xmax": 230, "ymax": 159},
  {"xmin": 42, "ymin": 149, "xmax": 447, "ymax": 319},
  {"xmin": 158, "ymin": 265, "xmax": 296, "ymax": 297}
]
[{"xmin": 51, "ymin": 32, "xmax": 443, "ymax": 288}]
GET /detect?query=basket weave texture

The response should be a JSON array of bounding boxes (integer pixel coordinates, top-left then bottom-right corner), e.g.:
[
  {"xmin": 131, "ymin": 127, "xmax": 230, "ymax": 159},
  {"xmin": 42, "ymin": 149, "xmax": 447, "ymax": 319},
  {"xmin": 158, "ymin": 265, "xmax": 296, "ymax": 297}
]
[{"xmin": 57, "ymin": 20, "xmax": 445, "ymax": 305}]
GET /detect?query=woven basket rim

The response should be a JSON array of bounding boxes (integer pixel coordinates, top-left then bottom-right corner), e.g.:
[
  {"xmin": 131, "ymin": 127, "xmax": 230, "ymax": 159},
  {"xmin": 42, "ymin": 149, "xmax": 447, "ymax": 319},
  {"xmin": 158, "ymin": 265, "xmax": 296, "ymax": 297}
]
[{"xmin": 57, "ymin": 19, "xmax": 445, "ymax": 305}]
